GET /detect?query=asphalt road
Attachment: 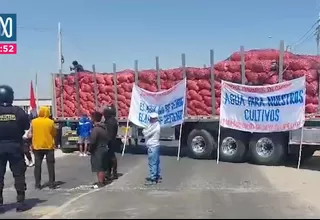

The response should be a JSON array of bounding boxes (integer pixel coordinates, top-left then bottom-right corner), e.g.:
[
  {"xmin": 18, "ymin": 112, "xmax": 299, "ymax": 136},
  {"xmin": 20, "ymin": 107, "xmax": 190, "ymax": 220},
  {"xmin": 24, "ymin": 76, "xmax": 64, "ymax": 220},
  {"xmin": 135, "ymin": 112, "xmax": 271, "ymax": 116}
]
[{"xmin": 1, "ymin": 148, "xmax": 319, "ymax": 219}]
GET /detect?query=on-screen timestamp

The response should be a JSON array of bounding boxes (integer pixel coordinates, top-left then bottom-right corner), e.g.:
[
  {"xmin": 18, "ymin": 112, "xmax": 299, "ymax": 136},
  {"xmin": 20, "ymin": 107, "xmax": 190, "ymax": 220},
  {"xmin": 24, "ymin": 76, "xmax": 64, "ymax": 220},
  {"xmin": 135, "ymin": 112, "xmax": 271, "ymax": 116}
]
[{"xmin": 0, "ymin": 43, "xmax": 17, "ymax": 54}]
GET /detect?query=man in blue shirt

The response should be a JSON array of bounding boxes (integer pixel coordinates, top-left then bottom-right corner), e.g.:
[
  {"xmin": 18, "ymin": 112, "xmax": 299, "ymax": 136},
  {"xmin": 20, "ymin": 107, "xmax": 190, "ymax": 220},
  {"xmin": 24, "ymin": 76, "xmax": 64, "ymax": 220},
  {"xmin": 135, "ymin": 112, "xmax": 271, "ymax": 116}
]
[{"xmin": 77, "ymin": 114, "xmax": 92, "ymax": 156}]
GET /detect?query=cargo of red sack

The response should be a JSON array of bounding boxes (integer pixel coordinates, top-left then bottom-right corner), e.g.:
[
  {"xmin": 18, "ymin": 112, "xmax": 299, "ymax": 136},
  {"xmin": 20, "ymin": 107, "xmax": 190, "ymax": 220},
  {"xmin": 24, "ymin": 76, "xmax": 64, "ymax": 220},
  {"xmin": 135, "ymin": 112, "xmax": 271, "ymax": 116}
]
[{"xmin": 53, "ymin": 49, "xmax": 320, "ymax": 118}]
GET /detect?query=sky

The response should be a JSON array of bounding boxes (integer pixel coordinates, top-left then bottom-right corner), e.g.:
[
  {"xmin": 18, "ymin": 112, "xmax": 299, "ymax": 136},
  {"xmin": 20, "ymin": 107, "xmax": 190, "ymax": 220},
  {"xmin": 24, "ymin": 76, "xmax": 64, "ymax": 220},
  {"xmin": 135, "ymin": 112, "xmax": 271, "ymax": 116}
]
[{"xmin": 1, "ymin": 0, "xmax": 320, "ymax": 99}]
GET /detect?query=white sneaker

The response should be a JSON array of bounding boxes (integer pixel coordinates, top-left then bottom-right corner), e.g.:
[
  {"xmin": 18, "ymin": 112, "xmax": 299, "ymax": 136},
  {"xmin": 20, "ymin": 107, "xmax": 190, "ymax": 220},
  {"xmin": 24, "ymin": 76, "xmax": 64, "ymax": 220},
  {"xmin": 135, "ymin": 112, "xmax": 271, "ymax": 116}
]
[
  {"xmin": 79, "ymin": 153, "xmax": 84, "ymax": 157},
  {"xmin": 28, "ymin": 161, "xmax": 34, "ymax": 167}
]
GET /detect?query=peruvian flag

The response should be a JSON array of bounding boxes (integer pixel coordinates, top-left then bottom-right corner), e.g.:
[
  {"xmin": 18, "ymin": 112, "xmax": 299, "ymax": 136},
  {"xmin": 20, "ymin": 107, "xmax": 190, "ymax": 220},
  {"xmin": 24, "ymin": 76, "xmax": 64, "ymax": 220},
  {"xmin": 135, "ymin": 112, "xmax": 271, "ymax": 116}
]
[{"xmin": 28, "ymin": 81, "xmax": 37, "ymax": 117}]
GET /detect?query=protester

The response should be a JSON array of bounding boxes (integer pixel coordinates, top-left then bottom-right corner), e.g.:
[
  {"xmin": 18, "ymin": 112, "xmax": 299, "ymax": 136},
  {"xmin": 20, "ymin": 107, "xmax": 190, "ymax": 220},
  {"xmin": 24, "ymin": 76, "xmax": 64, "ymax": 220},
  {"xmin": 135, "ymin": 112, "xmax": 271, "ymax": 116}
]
[
  {"xmin": 22, "ymin": 130, "xmax": 34, "ymax": 167},
  {"xmin": 77, "ymin": 114, "xmax": 92, "ymax": 156},
  {"xmin": 0, "ymin": 85, "xmax": 30, "ymax": 212},
  {"xmin": 142, "ymin": 112, "xmax": 162, "ymax": 185},
  {"xmin": 29, "ymin": 106, "xmax": 57, "ymax": 189},
  {"xmin": 22, "ymin": 113, "xmax": 37, "ymax": 167},
  {"xmin": 89, "ymin": 111, "xmax": 109, "ymax": 189},
  {"xmin": 103, "ymin": 105, "xmax": 118, "ymax": 180},
  {"xmin": 70, "ymin": 60, "xmax": 84, "ymax": 73}
]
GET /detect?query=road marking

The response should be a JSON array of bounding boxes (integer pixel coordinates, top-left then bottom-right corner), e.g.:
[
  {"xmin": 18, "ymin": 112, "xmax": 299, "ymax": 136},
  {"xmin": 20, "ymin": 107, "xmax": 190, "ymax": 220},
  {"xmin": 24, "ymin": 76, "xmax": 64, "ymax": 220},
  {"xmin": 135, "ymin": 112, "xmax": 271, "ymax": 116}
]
[{"xmin": 39, "ymin": 160, "xmax": 144, "ymax": 219}]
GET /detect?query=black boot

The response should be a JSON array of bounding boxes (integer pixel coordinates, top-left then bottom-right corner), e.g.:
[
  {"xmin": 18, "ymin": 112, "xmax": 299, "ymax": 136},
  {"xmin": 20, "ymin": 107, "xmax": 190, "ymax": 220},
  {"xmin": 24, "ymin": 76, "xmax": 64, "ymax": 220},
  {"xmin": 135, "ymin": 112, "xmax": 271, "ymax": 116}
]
[
  {"xmin": 35, "ymin": 183, "xmax": 41, "ymax": 190},
  {"xmin": 16, "ymin": 193, "xmax": 27, "ymax": 212},
  {"xmin": 112, "ymin": 171, "xmax": 118, "ymax": 180},
  {"xmin": 0, "ymin": 197, "xmax": 4, "ymax": 214},
  {"xmin": 16, "ymin": 202, "xmax": 28, "ymax": 212}
]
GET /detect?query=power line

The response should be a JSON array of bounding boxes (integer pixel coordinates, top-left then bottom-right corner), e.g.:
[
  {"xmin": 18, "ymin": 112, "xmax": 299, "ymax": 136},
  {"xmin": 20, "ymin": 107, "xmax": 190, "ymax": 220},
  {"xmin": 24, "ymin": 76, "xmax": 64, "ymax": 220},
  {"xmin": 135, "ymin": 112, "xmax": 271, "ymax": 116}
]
[{"xmin": 287, "ymin": 19, "xmax": 319, "ymax": 50}]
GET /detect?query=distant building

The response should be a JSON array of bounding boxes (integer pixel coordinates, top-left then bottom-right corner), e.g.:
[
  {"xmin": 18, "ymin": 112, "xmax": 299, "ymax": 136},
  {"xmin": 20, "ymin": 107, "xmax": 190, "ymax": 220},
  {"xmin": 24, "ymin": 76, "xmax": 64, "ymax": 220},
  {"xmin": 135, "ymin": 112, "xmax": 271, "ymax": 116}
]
[{"xmin": 13, "ymin": 98, "xmax": 52, "ymax": 112}]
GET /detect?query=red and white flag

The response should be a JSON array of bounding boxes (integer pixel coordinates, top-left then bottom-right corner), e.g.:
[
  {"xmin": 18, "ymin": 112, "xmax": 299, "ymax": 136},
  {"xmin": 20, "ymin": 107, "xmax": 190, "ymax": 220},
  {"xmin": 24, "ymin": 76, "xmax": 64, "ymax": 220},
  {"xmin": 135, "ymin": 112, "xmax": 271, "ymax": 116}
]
[{"xmin": 28, "ymin": 80, "xmax": 37, "ymax": 117}]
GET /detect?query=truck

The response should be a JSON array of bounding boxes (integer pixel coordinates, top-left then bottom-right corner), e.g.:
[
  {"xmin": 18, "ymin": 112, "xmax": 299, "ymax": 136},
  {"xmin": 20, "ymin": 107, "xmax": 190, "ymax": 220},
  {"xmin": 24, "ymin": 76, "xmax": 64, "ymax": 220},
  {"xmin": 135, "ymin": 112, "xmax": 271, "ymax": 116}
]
[{"xmin": 51, "ymin": 40, "xmax": 320, "ymax": 166}]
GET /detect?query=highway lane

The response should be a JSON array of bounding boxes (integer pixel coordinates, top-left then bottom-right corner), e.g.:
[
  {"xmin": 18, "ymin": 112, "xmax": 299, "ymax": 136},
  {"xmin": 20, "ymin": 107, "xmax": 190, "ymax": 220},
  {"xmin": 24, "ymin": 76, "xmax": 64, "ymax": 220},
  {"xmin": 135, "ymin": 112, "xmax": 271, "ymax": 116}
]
[{"xmin": 1, "ymin": 148, "xmax": 319, "ymax": 219}]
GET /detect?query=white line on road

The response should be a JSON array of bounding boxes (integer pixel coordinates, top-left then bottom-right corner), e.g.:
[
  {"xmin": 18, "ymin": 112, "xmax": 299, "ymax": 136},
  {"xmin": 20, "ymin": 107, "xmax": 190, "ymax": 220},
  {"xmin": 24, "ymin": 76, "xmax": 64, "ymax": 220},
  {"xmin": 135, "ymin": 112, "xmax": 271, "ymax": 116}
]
[{"xmin": 39, "ymin": 160, "xmax": 144, "ymax": 219}]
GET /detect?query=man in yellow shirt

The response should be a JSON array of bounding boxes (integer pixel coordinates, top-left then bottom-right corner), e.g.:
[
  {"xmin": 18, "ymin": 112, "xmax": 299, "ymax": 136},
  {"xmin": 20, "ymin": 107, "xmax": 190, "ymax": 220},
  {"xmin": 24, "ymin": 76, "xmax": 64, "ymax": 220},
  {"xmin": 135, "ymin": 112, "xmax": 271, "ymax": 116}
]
[{"xmin": 29, "ymin": 106, "xmax": 57, "ymax": 189}]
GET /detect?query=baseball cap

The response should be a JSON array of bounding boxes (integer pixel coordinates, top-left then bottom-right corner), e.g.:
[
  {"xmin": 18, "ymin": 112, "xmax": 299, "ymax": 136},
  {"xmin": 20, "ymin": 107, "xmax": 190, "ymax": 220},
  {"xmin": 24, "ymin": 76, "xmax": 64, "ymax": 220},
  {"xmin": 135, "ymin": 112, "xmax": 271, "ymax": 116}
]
[{"xmin": 149, "ymin": 112, "xmax": 159, "ymax": 118}]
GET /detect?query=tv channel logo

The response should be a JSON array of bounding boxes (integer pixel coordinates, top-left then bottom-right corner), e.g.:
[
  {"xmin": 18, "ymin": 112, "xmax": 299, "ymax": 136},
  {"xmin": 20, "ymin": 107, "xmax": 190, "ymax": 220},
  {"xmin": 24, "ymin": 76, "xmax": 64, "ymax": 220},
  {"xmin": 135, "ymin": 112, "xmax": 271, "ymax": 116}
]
[{"xmin": 0, "ymin": 14, "xmax": 17, "ymax": 42}]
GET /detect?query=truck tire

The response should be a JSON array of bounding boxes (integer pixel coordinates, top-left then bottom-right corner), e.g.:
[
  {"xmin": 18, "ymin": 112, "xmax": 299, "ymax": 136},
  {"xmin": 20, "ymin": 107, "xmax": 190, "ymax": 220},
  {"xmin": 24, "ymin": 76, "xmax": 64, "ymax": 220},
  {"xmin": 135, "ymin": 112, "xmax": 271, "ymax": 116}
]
[
  {"xmin": 249, "ymin": 133, "xmax": 287, "ymax": 165},
  {"xmin": 187, "ymin": 129, "xmax": 216, "ymax": 159},
  {"xmin": 219, "ymin": 130, "xmax": 248, "ymax": 163}
]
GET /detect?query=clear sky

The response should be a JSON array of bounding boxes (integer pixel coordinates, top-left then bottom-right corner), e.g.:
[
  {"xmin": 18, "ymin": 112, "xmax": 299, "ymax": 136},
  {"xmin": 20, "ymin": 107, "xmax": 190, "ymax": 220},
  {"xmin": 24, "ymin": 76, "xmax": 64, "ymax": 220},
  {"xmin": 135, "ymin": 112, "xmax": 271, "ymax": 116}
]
[{"xmin": 1, "ymin": 0, "xmax": 320, "ymax": 99}]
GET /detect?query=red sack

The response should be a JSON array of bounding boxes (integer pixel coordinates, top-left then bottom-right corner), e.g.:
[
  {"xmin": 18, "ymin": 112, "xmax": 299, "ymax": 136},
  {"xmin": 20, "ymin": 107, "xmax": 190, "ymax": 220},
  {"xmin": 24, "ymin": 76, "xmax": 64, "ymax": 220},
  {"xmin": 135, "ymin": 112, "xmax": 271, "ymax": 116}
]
[
  {"xmin": 305, "ymin": 69, "xmax": 318, "ymax": 83},
  {"xmin": 199, "ymin": 89, "xmax": 211, "ymax": 96},
  {"xmin": 188, "ymin": 90, "xmax": 203, "ymax": 102},
  {"xmin": 187, "ymin": 80, "xmax": 199, "ymax": 91},
  {"xmin": 197, "ymin": 79, "xmax": 211, "ymax": 90}
]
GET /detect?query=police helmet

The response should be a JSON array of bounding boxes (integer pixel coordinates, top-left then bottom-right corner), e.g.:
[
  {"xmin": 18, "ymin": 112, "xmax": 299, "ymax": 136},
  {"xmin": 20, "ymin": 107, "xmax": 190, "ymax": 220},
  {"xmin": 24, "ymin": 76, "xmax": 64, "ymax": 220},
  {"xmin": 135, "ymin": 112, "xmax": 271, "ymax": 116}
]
[
  {"xmin": 0, "ymin": 85, "xmax": 14, "ymax": 106},
  {"xmin": 103, "ymin": 105, "xmax": 116, "ymax": 118}
]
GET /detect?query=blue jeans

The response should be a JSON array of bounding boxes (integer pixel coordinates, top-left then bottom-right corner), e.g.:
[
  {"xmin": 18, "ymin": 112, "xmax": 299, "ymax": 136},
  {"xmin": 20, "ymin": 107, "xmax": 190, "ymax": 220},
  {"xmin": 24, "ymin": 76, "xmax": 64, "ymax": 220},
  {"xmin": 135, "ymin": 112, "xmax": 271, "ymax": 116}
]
[{"xmin": 147, "ymin": 146, "xmax": 161, "ymax": 180}]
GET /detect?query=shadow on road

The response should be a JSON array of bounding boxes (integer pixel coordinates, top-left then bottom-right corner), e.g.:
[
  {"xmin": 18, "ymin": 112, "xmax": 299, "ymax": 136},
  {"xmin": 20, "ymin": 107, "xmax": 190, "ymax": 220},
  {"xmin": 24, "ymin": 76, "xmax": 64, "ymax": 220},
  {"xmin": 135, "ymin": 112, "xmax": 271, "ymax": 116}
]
[
  {"xmin": 284, "ymin": 155, "xmax": 320, "ymax": 171},
  {"xmin": 41, "ymin": 181, "xmax": 66, "ymax": 189},
  {"xmin": 119, "ymin": 145, "xmax": 189, "ymax": 158},
  {"xmin": 2, "ymin": 198, "xmax": 46, "ymax": 213}
]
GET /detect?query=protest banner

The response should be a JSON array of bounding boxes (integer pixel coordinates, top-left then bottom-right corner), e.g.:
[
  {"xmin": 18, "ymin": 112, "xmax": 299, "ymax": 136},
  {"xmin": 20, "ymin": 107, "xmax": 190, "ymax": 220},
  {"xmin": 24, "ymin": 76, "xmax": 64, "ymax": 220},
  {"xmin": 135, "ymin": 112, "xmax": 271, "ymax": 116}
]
[
  {"xmin": 128, "ymin": 78, "xmax": 187, "ymax": 128},
  {"xmin": 122, "ymin": 78, "xmax": 187, "ymax": 160},
  {"xmin": 217, "ymin": 76, "xmax": 306, "ymax": 167},
  {"xmin": 219, "ymin": 76, "xmax": 306, "ymax": 133}
]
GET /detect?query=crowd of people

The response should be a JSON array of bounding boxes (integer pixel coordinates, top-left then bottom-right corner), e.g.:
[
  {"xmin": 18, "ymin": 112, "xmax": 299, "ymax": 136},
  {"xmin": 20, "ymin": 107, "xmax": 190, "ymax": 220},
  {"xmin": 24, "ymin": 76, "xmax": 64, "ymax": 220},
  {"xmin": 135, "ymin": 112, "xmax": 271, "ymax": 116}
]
[{"xmin": 0, "ymin": 84, "xmax": 162, "ymax": 213}]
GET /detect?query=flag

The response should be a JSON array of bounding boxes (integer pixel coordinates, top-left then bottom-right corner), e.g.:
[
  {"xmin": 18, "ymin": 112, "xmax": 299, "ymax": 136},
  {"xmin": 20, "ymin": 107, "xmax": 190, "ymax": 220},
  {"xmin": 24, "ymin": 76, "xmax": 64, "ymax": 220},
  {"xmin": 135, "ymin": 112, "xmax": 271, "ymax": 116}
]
[{"xmin": 29, "ymin": 81, "xmax": 37, "ymax": 117}]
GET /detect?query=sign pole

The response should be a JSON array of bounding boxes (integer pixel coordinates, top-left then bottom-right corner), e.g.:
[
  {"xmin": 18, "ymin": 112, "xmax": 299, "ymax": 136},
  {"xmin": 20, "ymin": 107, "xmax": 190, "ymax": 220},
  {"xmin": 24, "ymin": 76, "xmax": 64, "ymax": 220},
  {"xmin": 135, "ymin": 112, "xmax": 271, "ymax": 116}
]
[
  {"xmin": 216, "ymin": 124, "xmax": 221, "ymax": 164},
  {"xmin": 297, "ymin": 127, "xmax": 304, "ymax": 169},
  {"xmin": 177, "ymin": 78, "xmax": 187, "ymax": 161},
  {"xmin": 177, "ymin": 122, "xmax": 183, "ymax": 161},
  {"xmin": 121, "ymin": 119, "xmax": 130, "ymax": 157}
]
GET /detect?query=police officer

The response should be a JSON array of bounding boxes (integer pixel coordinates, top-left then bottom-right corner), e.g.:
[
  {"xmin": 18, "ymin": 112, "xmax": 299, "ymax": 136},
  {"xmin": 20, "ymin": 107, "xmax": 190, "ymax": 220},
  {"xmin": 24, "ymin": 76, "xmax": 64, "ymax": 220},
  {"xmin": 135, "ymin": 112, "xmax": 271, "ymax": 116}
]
[
  {"xmin": 103, "ymin": 105, "xmax": 118, "ymax": 180},
  {"xmin": 0, "ymin": 85, "xmax": 29, "ymax": 212}
]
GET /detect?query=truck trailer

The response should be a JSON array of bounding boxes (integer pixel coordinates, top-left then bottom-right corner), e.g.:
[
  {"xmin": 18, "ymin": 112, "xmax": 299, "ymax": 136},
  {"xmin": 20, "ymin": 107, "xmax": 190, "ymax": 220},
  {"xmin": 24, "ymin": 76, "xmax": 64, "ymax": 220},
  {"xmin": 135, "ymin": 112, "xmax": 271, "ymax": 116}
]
[{"xmin": 51, "ymin": 40, "xmax": 320, "ymax": 166}]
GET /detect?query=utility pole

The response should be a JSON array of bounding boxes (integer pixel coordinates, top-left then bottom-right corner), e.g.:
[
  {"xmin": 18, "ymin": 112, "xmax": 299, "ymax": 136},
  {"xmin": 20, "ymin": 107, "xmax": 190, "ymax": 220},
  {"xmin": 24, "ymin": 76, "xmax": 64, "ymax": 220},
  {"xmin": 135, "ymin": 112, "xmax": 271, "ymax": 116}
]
[
  {"xmin": 58, "ymin": 22, "xmax": 64, "ymax": 73},
  {"xmin": 58, "ymin": 22, "xmax": 65, "ymax": 117},
  {"xmin": 316, "ymin": 12, "xmax": 320, "ymax": 56}
]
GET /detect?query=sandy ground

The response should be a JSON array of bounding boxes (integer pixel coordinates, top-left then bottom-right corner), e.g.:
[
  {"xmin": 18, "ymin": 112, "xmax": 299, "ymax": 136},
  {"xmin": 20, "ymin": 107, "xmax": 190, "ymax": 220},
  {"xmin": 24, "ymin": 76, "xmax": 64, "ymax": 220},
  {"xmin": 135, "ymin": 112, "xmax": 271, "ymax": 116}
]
[{"xmin": 258, "ymin": 151, "xmax": 320, "ymax": 213}]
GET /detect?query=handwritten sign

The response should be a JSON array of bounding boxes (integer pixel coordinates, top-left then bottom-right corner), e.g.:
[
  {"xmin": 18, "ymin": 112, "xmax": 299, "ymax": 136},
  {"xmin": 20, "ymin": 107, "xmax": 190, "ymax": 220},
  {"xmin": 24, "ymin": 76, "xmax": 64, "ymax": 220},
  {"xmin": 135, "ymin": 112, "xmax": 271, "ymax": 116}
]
[
  {"xmin": 219, "ymin": 76, "xmax": 306, "ymax": 132},
  {"xmin": 128, "ymin": 78, "xmax": 186, "ymax": 128}
]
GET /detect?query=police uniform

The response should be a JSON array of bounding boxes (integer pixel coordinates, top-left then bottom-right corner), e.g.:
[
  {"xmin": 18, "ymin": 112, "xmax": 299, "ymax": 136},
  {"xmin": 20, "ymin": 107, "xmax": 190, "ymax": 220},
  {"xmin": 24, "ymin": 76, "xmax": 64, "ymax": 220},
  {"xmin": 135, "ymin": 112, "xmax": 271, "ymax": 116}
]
[
  {"xmin": 0, "ymin": 85, "xmax": 29, "ymax": 212},
  {"xmin": 103, "ymin": 105, "xmax": 118, "ymax": 179}
]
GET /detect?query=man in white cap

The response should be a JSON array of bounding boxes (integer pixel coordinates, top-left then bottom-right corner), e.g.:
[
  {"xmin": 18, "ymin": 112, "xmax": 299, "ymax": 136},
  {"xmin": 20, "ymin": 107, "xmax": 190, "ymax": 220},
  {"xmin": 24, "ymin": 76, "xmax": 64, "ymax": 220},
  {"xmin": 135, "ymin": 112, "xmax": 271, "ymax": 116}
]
[{"xmin": 142, "ymin": 112, "xmax": 161, "ymax": 185}]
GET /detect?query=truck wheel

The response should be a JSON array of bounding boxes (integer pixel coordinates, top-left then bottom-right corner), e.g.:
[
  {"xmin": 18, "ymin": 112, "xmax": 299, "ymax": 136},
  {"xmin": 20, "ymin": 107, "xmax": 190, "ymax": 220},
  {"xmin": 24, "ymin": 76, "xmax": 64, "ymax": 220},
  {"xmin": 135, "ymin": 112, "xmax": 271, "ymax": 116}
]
[
  {"xmin": 219, "ymin": 130, "xmax": 248, "ymax": 163},
  {"xmin": 187, "ymin": 129, "xmax": 216, "ymax": 159},
  {"xmin": 249, "ymin": 133, "xmax": 287, "ymax": 165}
]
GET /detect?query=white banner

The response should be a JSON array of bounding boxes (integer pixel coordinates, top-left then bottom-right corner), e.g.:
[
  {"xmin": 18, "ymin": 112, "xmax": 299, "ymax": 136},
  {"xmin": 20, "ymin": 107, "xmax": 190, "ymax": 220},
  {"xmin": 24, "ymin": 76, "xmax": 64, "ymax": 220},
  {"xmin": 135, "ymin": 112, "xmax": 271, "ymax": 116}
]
[
  {"xmin": 128, "ymin": 78, "xmax": 187, "ymax": 128},
  {"xmin": 219, "ymin": 76, "xmax": 306, "ymax": 133}
]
